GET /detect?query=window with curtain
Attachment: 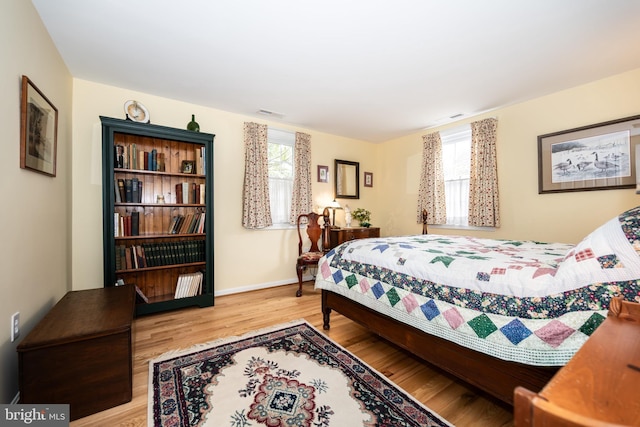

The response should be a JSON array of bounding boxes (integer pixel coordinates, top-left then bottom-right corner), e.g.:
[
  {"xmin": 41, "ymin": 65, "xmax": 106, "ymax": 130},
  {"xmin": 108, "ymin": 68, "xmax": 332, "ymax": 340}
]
[
  {"xmin": 441, "ymin": 125, "xmax": 471, "ymax": 227},
  {"xmin": 267, "ymin": 128, "xmax": 295, "ymax": 226}
]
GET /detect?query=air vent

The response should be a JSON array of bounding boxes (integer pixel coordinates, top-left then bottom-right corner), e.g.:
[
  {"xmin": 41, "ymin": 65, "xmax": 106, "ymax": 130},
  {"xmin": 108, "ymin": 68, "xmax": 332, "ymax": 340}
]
[{"xmin": 257, "ymin": 109, "xmax": 285, "ymax": 119}]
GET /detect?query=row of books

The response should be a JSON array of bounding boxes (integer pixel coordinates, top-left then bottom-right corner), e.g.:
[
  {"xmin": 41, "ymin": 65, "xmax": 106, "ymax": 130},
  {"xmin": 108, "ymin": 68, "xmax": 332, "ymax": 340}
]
[
  {"xmin": 174, "ymin": 271, "xmax": 204, "ymax": 299},
  {"xmin": 115, "ymin": 240, "xmax": 205, "ymax": 271},
  {"xmin": 114, "ymin": 179, "xmax": 205, "ymax": 205},
  {"xmin": 114, "ymin": 211, "xmax": 140, "ymax": 237},
  {"xmin": 115, "ymin": 178, "xmax": 143, "ymax": 203},
  {"xmin": 168, "ymin": 212, "xmax": 206, "ymax": 234},
  {"xmin": 114, "ymin": 144, "xmax": 206, "ymax": 174},
  {"xmin": 176, "ymin": 182, "xmax": 205, "ymax": 204},
  {"xmin": 115, "ymin": 145, "xmax": 166, "ymax": 172}
]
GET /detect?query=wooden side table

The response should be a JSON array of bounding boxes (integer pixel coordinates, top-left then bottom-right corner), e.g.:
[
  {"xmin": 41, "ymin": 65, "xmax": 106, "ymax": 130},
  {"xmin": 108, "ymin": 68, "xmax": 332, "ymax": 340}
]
[
  {"xmin": 328, "ymin": 227, "xmax": 380, "ymax": 250},
  {"xmin": 514, "ymin": 297, "xmax": 640, "ymax": 426},
  {"xmin": 17, "ymin": 285, "xmax": 135, "ymax": 421}
]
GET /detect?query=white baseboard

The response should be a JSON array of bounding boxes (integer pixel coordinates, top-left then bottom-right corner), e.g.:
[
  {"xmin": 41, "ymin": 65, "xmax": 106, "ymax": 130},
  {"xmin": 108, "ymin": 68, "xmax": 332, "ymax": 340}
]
[
  {"xmin": 214, "ymin": 275, "xmax": 314, "ymax": 297},
  {"xmin": 10, "ymin": 391, "xmax": 19, "ymax": 404}
]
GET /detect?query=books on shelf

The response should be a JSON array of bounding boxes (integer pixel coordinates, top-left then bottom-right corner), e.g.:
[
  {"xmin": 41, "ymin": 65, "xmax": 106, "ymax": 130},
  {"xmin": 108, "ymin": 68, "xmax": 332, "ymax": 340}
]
[
  {"xmin": 114, "ymin": 211, "xmax": 141, "ymax": 237},
  {"xmin": 174, "ymin": 271, "xmax": 203, "ymax": 299},
  {"xmin": 175, "ymin": 182, "xmax": 205, "ymax": 204},
  {"xmin": 121, "ymin": 178, "xmax": 143, "ymax": 203},
  {"xmin": 167, "ymin": 212, "xmax": 206, "ymax": 234},
  {"xmin": 115, "ymin": 240, "xmax": 205, "ymax": 270}
]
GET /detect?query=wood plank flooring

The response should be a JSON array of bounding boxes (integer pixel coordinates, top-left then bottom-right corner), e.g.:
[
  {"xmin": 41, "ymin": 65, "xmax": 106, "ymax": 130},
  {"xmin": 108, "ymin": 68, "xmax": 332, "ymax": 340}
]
[{"xmin": 70, "ymin": 283, "xmax": 514, "ymax": 427}]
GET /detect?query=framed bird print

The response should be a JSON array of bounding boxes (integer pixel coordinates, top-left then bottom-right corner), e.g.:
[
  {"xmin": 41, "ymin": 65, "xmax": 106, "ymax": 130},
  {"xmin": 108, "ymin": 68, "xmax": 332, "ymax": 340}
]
[{"xmin": 538, "ymin": 115, "xmax": 640, "ymax": 194}]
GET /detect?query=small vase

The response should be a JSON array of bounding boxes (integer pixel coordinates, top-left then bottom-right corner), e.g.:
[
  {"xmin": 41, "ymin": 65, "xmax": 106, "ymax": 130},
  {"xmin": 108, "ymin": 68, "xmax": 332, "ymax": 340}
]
[{"xmin": 187, "ymin": 114, "xmax": 200, "ymax": 132}]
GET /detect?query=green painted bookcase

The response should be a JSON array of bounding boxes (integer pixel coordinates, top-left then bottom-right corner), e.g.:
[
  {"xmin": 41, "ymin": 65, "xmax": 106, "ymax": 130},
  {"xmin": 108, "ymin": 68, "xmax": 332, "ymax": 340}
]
[{"xmin": 101, "ymin": 116, "xmax": 214, "ymax": 316}]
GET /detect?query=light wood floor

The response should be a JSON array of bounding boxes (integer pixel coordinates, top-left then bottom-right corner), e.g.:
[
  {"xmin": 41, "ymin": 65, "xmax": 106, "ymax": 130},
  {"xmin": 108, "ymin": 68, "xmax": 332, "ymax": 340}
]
[{"xmin": 70, "ymin": 283, "xmax": 514, "ymax": 427}]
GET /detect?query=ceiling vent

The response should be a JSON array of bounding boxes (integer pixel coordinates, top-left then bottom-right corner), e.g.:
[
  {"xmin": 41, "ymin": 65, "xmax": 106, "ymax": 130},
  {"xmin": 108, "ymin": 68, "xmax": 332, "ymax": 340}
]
[{"xmin": 257, "ymin": 109, "xmax": 285, "ymax": 119}]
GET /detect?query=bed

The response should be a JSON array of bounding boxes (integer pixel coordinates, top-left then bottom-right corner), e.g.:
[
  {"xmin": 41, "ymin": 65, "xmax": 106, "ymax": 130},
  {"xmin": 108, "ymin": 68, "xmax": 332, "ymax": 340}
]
[{"xmin": 315, "ymin": 206, "xmax": 640, "ymax": 405}]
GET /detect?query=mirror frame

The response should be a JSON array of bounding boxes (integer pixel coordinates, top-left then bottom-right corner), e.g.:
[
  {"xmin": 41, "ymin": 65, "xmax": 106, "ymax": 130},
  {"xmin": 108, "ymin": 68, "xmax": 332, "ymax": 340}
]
[{"xmin": 334, "ymin": 159, "xmax": 359, "ymax": 199}]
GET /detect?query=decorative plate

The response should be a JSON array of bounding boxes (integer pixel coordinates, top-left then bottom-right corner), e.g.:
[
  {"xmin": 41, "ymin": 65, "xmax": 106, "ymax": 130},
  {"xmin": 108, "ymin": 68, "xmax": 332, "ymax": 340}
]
[{"xmin": 124, "ymin": 100, "xmax": 150, "ymax": 123}]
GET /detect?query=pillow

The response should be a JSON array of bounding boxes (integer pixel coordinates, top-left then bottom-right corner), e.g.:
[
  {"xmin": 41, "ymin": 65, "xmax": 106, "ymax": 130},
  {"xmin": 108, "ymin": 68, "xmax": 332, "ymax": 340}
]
[{"xmin": 553, "ymin": 206, "xmax": 640, "ymax": 295}]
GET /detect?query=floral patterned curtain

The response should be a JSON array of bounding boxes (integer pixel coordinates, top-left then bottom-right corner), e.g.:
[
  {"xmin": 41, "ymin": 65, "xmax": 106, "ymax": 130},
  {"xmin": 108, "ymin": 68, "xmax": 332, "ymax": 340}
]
[
  {"xmin": 469, "ymin": 118, "xmax": 500, "ymax": 227},
  {"xmin": 417, "ymin": 132, "xmax": 447, "ymax": 224},
  {"xmin": 289, "ymin": 132, "xmax": 312, "ymax": 223},
  {"xmin": 242, "ymin": 122, "xmax": 272, "ymax": 229}
]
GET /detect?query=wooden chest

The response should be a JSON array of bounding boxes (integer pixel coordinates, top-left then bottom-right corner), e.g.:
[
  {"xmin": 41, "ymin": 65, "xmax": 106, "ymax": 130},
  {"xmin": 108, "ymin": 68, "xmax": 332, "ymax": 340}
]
[{"xmin": 17, "ymin": 285, "xmax": 135, "ymax": 421}]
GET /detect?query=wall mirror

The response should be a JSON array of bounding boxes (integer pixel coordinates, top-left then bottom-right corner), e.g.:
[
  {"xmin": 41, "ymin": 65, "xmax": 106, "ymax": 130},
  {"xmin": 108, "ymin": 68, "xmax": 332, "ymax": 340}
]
[{"xmin": 334, "ymin": 159, "xmax": 359, "ymax": 199}]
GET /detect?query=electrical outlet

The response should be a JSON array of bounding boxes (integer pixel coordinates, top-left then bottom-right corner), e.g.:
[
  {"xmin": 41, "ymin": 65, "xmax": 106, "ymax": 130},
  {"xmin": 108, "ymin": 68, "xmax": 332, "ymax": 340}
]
[{"xmin": 11, "ymin": 312, "xmax": 19, "ymax": 342}]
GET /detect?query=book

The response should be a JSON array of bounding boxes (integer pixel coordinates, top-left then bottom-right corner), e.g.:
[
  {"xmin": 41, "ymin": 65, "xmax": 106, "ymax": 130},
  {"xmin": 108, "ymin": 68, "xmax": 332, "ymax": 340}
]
[
  {"xmin": 131, "ymin": 178, "xmax": 139, "ymax": 204},
  {"xmin": 158, "ymin": 152, "xmax": 165, "ymax": 172},
  {"xmin": 125, "ymin": 179, "xmax": 133, "ymax": 203},
  {"xmin": 117, "ymin": 179, "xmax": 126, "ymax": 202},
  {"xmin": 134, "ymin": 285, "xmax": 149, "ymax": 304},
  {"xmin": 114, "ymin": 145, "xmax": 124, "ymax": 168},
  {"xmin": 131, "ymin": 211, "xmax": 140, "ymax": 236},
  {"xmin": 175, "ymin": 183, "xmax": 183, "ymax": 204}
]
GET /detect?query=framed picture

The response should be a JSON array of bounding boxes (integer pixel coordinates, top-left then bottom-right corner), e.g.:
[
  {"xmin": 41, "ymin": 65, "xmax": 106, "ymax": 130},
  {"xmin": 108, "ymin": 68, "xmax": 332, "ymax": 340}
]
[
  {"xmin": 317, "ymin": 165, "xmax": 329, "ymax": 183},
  {"xmin": 538, "ymin": 115, "xmax": 640, "ymax": 194},
  {"xmin": 20, "ymin": 76, "xmax": 58, "ymax": 176},
  {"xmin": 181, "ymin": 160, "xmax": 195, "ymax": 174},
  {"xmin": 364, "ymin": 172, "xmax": 373, "ymax": 187}
]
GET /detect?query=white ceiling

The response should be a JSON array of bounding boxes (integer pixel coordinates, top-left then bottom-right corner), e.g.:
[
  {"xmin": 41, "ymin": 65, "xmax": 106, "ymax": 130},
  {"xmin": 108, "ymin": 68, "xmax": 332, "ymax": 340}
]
[{"xmin": 32, "ymin": 0, "xmax": 640, "ymax": 142}]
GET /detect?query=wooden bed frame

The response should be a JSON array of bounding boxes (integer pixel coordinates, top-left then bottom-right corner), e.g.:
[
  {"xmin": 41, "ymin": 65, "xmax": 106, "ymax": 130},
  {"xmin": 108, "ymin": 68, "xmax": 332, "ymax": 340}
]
[{"xmin": 321, "ymin": 289, "xmax": 559, "ymax": 406}]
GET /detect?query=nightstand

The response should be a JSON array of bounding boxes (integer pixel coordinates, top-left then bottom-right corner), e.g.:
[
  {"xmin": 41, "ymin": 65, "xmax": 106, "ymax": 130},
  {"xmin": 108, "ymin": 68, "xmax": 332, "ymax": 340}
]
[{"xmin": 328, "ymin": 227, "xmax": 380, "ymax": 250}]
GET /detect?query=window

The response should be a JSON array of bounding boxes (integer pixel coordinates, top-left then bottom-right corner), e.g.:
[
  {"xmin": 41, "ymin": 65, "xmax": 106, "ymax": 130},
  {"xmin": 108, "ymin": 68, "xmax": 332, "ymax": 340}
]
[
  {"xmin": 440, "ymin": 125, "xmax": 471, "ymax": 227},
  {"xmin": 267, "ymin": 128, "xmax": 295, "ymax": 225}
]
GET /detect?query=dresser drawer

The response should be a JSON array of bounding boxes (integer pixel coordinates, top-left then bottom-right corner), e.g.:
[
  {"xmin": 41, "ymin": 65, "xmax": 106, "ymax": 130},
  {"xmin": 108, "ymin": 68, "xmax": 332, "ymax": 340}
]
[{"xmin": 329, "ymin": 227, "xmax": 380, "ymax": 249}]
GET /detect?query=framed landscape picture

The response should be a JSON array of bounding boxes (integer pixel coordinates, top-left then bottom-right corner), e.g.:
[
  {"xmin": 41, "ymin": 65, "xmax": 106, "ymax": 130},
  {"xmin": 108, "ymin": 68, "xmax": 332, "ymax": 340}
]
[
  {"xmin": 20, "ymin": 76, "xmax": 58, "ymax": 176},
  {"xmin": 538, "ymin": 115, "xmax": 640, "ymax": 193}
]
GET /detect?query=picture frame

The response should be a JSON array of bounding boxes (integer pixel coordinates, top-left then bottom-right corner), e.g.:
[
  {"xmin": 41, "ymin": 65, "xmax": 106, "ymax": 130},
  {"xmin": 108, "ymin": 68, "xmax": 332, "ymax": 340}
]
[
  {"xmin": 538, "ymin": 115, "xmax": 640, "ymax": 194},
  {"xmin": 20, "ymin": 76, "xmax": 58, "ymax": 176},
  {"xmin": 181, "ymin": 160, "xmax": 195, "ymax": 174},
  {"xmin": 317, "ymin": 165, "xmax": 329, "ymax": 183},
  {"xmin": 364, "ymin": 172, "xmax": 373, "ymax": 187}
]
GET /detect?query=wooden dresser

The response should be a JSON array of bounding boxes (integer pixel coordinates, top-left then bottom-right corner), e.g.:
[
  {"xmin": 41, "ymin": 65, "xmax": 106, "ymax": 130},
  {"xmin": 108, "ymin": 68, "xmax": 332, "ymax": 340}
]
[
  {"xmin": 514, "ymin": 297, "xmax": 640, "ymax": 426},
  {"xmin": 328, "ymin": 227, "xmax": 380, "ymax": 250},
  {"xmin": 17, "ymin": 285, "xmax": 135, "ymax": 421}
]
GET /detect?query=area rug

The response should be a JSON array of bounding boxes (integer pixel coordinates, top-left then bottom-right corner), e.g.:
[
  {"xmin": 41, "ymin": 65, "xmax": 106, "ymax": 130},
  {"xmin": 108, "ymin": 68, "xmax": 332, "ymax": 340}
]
[{"xmin": 149, "ymin": 319, "xmax": 452, "ymax": 427}]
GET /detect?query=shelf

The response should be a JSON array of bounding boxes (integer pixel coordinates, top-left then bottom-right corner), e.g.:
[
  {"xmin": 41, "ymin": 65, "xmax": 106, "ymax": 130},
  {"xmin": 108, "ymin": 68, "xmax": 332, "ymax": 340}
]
[
  {"xmin": 115, "ymin": 168, "xmax": 205, "ymax": 179},
  {"xmin": 115, "ymin": 203, "xmax": 205, "ymax": 207},
  {"xmin": 115, "ymin": 233, "xmax": 204, "ymax": 240}
]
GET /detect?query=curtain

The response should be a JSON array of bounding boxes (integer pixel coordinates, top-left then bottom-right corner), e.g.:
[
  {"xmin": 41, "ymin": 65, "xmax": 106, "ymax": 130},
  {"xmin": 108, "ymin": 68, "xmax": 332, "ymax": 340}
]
[
  {"xmin": 417, "ymin": 132, "xmax": 447, "ymax": 224},
  {"xmin": 469, "ymin": 118, "xmax": 500, "ymax": 227},
  {"xmin": 289, "ymin": 132, "xmax": 312, "ymax": 223},
  {"xmin": 242, "ymin": 122, "xmax": 272, "ymax": 229}
]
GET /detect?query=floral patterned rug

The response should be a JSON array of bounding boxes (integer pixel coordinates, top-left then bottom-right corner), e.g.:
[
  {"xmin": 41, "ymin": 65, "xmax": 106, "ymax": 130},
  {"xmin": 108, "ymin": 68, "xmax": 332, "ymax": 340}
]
[{"xmin": 149, "ymin": 320, "xmax": 451, "ymax": 427}]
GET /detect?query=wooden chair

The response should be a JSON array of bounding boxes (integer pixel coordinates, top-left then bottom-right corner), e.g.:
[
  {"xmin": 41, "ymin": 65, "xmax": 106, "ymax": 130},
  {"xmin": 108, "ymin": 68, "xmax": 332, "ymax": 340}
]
[
  {"xmin": 422, "ymin": 209, "xmax": 428, "ymax": 234},
  {"xmin": 295, "ymin": 209, "xmax": 330, "ymax": 297}
]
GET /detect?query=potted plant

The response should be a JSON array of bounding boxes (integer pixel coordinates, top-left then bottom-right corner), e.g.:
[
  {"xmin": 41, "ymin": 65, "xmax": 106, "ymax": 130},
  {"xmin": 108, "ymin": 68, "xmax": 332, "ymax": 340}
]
[{"xmin": 352, "ymin": 208, "xmax": 372, "ymax": 228}]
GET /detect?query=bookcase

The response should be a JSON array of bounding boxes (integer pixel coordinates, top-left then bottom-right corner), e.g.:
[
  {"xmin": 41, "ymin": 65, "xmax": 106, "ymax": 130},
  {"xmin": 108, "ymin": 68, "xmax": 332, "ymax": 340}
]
[{"xmin": 101, "ymin": 116, "xmax": 214, "ymax": 316}]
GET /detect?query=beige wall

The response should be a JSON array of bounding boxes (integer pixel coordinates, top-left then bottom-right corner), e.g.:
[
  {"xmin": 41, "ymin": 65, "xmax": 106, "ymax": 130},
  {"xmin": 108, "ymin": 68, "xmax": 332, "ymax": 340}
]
[
  {"xmin": 71, "ymin": 79, "xmax": 379, "ymax": 295},
  {"xmin": 379, "ymin": 68, "xmax": 640, "ymax": 244},
  {"xmin": 0, "ymin": 0, "xmax": 72, "ymax": 403}
]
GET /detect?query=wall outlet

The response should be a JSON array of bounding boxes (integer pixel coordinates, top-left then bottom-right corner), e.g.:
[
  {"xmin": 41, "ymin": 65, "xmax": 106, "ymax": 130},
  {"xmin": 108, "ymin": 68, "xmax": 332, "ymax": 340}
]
[{"xmin": 11, "ymin": 312, "xmax": 19, "ymax": 342}]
